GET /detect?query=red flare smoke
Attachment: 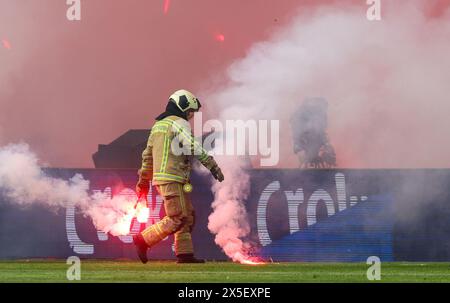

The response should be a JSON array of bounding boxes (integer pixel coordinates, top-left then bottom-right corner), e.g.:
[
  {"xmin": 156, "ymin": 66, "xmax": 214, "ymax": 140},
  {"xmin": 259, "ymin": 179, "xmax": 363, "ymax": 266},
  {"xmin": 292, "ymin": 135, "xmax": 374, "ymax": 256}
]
[{"xmin": 163, "ymin": 0, "xmax": 170, "ymax": 15}]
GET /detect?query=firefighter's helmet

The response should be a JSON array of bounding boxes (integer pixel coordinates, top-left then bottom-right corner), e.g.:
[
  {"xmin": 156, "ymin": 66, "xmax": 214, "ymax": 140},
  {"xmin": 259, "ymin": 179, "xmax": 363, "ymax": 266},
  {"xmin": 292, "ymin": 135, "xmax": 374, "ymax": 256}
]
[{"xmin": 169, "ymin": 89, "xmax": 201, "ymax": 112}]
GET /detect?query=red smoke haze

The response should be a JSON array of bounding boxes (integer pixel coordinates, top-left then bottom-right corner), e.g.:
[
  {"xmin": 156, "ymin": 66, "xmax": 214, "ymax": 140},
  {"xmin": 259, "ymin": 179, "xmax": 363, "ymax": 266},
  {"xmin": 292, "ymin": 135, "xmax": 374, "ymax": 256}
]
[{"xmin": 1, "ymin": 0, "xmax": 449, "ymax": 168}]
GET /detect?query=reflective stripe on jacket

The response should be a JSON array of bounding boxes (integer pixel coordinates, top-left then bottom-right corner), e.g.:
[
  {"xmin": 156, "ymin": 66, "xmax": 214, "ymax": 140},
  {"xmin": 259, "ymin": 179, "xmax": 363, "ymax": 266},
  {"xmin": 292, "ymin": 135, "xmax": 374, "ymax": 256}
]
[{"xmin": 138, "ymin": 115, "xmax": 217, "ymax": 185}]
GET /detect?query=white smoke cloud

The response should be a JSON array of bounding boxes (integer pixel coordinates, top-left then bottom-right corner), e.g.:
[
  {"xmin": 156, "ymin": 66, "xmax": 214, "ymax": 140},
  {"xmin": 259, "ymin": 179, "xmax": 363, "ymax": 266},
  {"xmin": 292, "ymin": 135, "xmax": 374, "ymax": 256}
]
[
  {"xmin": 0, "ymin": 143, "xmax": 140, "ymax": 236},
  {"xmin": 204, "ymin": 1, "xmax": 450, "ymax": 262},
  {"xmin": 204, "ymin": 1, "xmax": 450, "ymax": 168},
  {"xmin": 207, "ymin": 155, "xmax": 252, "ymax": 262}
]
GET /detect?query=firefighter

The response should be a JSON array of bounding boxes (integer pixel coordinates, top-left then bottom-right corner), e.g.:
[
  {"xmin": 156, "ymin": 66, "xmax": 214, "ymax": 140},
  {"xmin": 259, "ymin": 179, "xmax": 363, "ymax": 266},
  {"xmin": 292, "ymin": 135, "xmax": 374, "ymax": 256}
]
[{"xmin": 133, "ymin": 89, "xmax": 224, "ymax": 264}]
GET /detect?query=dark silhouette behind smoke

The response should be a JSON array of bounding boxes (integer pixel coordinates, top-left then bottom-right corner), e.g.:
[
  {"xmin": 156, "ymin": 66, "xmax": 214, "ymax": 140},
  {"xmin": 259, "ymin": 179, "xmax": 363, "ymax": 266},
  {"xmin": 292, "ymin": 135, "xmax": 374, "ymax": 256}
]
[{"xmin": 290, "ymin": 98, "xmax": 336, "ymax": 168}]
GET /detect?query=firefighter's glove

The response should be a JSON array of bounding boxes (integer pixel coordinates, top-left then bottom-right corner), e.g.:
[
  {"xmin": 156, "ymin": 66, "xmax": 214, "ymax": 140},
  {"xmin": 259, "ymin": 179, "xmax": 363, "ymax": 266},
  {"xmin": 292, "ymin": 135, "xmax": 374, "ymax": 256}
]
[
  {"xmin": 210, "ymin": 165, "xmax": 224, "ymax": 182},
  {"xmin": 136, "ymin": 178, "xmax": 150, "ymax": 199}
]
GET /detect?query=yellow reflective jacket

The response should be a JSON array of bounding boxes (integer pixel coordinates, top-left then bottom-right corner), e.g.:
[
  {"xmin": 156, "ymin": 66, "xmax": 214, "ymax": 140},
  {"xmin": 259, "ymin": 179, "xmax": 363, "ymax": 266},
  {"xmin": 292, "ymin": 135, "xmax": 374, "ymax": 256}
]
[{"xmin": 138, "ymin": 115, "xmax": 217, "ymax": 185}]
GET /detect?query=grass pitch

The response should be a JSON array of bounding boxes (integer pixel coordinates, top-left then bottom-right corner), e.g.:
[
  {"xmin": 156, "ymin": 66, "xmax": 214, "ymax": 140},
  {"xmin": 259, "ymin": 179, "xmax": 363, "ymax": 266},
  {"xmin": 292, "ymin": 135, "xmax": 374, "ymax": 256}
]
[{"xmin": 0, "ymin": 260, "xmax": 449, "ymax": 283}]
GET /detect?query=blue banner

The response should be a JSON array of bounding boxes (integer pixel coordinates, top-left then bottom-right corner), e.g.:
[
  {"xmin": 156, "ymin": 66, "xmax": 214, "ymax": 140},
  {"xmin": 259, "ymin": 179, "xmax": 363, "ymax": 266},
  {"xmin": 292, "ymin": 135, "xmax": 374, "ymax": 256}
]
[{"xmin": 1, "ymin": 169, "xmax": 449, "ymax": 261}]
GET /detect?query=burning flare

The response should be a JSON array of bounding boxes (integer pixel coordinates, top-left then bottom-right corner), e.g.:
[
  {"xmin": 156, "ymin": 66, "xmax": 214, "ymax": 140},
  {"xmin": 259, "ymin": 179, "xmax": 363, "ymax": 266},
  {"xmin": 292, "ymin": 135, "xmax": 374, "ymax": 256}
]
[
  {"xmin": 135, "ymin": 203, "xmax": 150, "ymax": 223},
  {"xmin": 0, "ymin": 143, "xmax": 148, "ymax": 237},
  {"xmin": 233, "ymin": 252, "xmax": 266, "ymax": 265}
]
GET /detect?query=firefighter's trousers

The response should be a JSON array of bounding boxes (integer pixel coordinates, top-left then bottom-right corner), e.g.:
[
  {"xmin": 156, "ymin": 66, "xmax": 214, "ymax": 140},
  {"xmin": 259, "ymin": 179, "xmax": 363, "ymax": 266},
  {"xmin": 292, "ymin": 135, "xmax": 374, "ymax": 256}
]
[{"xmin": 140, "ymin": 182, "xmax": 195, "ymax": 256}]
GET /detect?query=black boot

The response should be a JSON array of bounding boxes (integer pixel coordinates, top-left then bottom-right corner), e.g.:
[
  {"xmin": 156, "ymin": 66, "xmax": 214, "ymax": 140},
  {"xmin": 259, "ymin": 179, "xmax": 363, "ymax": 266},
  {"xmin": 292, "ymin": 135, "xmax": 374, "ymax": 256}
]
[
  {"xmin": 133, "ymin": 233, "xmax": 149, "ymax": 264},
  {"xmin": 176, "ymin": 253, "xmax": 205, "ymax": 264}
]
